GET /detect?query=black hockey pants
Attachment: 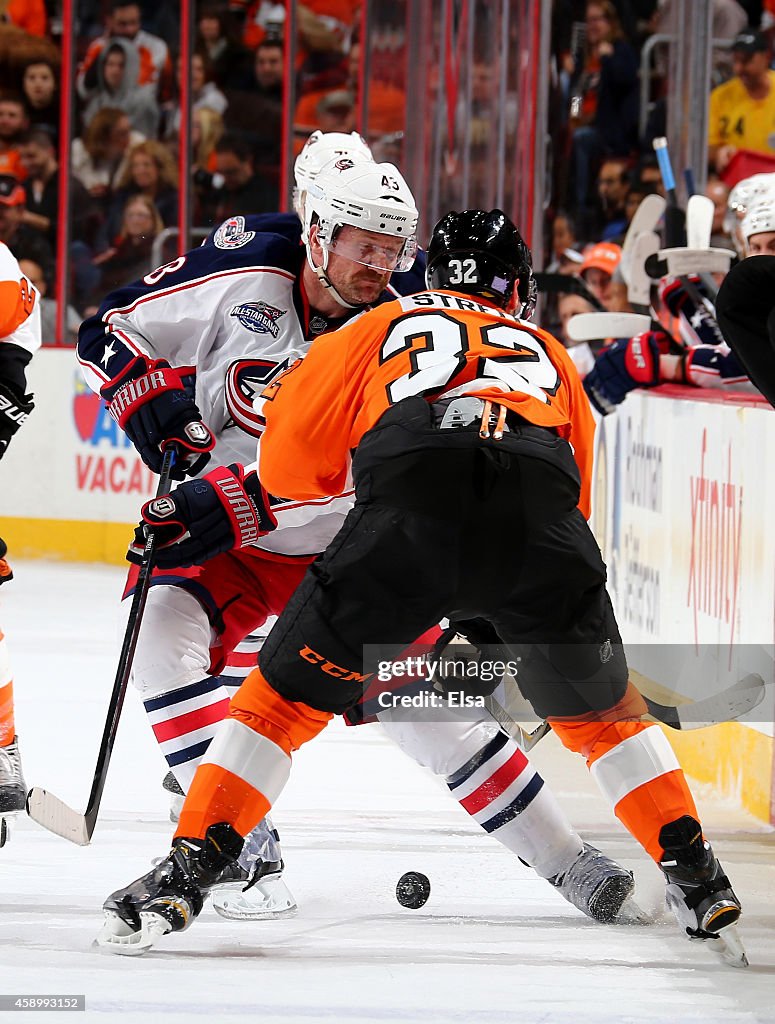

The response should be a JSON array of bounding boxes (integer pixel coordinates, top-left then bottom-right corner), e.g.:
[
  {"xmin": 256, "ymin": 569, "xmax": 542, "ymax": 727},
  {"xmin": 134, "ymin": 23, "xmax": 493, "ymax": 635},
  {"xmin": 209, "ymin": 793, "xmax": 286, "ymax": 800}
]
[{"xmin": 258, "ymin": 396, "xmax": 629, "ymax": 718}]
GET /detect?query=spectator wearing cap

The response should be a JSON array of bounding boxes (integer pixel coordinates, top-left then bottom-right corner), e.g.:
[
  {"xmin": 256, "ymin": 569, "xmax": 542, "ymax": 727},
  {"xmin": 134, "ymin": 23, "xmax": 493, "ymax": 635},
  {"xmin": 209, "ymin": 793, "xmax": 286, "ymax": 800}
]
[
  {"xmin": 708, "ymin": 29, "xmax": 775, "ymax": 175},
  {"xmin": 0, "ymin": 174, "xmax": 53, "ymax": 280},
  {"xmin": 579, "ymin": 240, "xmax": 622, "ymax": 309}
]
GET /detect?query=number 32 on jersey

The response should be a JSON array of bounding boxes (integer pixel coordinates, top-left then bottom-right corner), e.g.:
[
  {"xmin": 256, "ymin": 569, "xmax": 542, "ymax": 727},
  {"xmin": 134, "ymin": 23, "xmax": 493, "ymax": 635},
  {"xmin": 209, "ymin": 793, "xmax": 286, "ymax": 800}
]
[{"xmin": 379, "ymin": 309, "xmax": 560, "ymax": 404}]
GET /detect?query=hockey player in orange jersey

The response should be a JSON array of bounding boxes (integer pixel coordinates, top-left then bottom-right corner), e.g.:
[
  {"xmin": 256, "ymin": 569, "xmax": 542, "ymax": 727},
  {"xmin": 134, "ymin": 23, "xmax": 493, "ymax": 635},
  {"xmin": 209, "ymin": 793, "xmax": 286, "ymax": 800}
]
[
  {"xmin": 0, "ymin": 241, "xmax": 40, "ymax": 845},
  {"xmin": 98, "ymin": 210, "xmax": 744, "ymax": 964}
]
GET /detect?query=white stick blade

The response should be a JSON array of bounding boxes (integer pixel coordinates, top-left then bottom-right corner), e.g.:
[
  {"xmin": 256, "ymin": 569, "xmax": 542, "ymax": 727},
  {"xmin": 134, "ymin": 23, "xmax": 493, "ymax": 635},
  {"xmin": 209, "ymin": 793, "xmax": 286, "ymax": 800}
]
[
  {"xmin": 566, "ymin": 312, "xmax": 651, "ymax": 342},
  {"xmin": 686, "ymin": 194, "xmax": 714, "ymax": 250},
  {"xmin": 674, "ymin": 673, "xmax": 765, "ymax": 729},
  {"xmin": 658, "ymin": 246, "xmax": 735, "ymax": 276},
  {"xmin": 628, "ymin": 232, "xmax": 660, "ymax": 307},
  {"xmin": 26, "ymin": 787, "xmax": 91, "ymax": 845},
  {"xmin": 626, "ymin": 193, "xmax": 667, "ymax": 244}
]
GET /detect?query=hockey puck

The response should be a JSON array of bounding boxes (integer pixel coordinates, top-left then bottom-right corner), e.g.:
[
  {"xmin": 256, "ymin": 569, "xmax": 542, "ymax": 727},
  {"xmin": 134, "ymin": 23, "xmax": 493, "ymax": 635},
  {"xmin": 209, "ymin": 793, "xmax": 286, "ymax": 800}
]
[{"xmin": 396, "ymin": 871, "xmax": 431, "ymax": 909}]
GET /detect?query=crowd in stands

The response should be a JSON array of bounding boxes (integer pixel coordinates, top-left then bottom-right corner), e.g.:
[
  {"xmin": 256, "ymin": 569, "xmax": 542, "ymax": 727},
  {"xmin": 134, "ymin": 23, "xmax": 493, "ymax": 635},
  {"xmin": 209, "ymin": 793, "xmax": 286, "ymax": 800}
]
[
  {"xmin": 1, "ymin": 0, "xmax": 775, "ymax": 356},
  {"xmin": 0, "ymin": 0, "xmax": 370, "ymax": 326}
]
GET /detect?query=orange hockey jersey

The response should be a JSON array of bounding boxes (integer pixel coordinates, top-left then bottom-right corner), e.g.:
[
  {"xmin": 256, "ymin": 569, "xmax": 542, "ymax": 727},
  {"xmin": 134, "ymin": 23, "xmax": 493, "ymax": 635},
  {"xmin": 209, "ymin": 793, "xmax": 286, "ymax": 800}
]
[{"xmin": 259, "ymin": 289, "xmax": 596, "ymax": 517}]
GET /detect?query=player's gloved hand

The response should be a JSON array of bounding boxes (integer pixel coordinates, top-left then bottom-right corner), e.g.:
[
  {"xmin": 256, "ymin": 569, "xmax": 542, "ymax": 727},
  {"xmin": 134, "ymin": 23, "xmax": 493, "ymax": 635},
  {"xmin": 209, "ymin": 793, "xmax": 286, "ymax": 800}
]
[
  {"xmin": 101, "ymin": 356, "xmax": 215, "ymax": 480},
  {"xmin": 0, "ymin": 379, "xmax": 34, "ymax": 460},
  {"xmin": 659, "ymin": 275, "xmax": 725, "ymax": 346},
  {"xmin": 430, "ymin": 618, "xmax": 510, "ymax": 699},
  {"xmin": 127, "ymin": 463, "xmax": 277, "ymax": 568},
  {"xmin": 583, "ymin": 330, "xmax": 668, "ymax": 415}
]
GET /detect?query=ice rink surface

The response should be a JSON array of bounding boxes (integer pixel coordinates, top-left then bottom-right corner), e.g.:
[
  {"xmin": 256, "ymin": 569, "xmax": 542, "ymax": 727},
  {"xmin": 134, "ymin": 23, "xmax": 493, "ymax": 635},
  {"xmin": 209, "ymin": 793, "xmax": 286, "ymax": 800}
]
[{"xmin": 1, "ymin": 560, "xmax": 774, "ymax": 1024}]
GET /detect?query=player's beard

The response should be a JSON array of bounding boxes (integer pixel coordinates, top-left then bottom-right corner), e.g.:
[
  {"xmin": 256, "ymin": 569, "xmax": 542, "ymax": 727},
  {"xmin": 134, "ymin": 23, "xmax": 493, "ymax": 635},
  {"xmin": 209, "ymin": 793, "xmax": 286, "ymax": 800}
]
[{"xmin": 337, "ymin": 267, "xmax": 391, "ymax": 306}]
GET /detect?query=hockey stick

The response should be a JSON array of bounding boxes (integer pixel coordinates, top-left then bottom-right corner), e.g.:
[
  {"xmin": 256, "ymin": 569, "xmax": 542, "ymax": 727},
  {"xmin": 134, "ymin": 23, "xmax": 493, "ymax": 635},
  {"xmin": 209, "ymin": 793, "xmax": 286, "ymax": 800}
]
[
  {"xmin": 484, "ymin": 695, "xmax": 551, "ymax": 751},
  {"xmin": 26, "ymin": 446, "xmax": 178, "ymax": 845},
  {"xmin": 565, "ymin": 311, "xmax": 652, "ymax": 343},
  {"xmin": 639, "ymin": 673, "xmax": 766, "ymax": 730},
  {"xmin": 491, "ymin": 672, "xmax": 766, "ymax": 751},
  {"xmin": 619, "ymin": 193, "xmax": 666, "ymax": 288}
]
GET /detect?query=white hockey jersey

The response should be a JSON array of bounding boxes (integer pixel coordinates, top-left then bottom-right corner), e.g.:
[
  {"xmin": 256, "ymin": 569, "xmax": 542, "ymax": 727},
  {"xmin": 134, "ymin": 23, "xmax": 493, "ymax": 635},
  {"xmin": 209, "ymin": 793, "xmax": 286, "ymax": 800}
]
[{"xmin": 77, "ymin": 214, "xmax": 427, "ymax": 557}]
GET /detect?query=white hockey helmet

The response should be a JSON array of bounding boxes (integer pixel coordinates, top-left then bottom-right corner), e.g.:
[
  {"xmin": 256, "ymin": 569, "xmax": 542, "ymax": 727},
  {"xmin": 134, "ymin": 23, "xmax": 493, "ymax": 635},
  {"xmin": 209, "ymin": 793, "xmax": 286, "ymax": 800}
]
[
  {"xmin": 725, "ymin": 172, "xmax": 775, "ymax": 254},
  {"xmin": 303, "ymin": 159, "xmax": 418, "ymax": 268},
  {"xmin": 741, "ymin": 198, "xmax": 775, "ymax": 252},
  {"xmin": 293, "ymin": 130, "xmax": 374, "ymax": 218}
]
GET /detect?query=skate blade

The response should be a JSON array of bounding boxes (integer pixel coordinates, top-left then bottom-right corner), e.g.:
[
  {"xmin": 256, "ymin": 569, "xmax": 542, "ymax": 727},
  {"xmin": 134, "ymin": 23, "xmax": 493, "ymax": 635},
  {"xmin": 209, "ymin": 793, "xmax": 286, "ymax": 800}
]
[
  {"xmin": 699, "ymin": 926, "xmax": 749, "ymax": 969},
  {"xmin": 211, "ymin": 874, "xmax": 298, "ymax": 921},
  {"xmin": 95, "ymin": 909, "xmax": 172, "ymax": 956}
]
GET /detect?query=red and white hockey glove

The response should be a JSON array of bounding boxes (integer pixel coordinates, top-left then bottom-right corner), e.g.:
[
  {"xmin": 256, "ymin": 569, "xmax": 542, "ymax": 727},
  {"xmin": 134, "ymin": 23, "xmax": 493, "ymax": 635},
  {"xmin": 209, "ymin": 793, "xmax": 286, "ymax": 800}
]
[
  {"xmin": 583, "ymin": 330, "xmax": 668, "ymax": 415},
  {"xmin": 127, "ymin": 464, "xmax": 277, "ymax": 568},
  {"xmin": 101, "ymin": 356, "xmax": 216, "ymax": 481}
]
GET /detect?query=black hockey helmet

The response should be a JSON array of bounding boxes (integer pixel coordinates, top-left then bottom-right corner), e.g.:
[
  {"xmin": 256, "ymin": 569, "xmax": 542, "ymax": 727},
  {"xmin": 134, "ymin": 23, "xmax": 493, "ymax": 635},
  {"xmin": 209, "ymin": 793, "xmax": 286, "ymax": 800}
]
[{"xmin": 425, "ymin": 209, "xmax": 535, "ymax": 316}]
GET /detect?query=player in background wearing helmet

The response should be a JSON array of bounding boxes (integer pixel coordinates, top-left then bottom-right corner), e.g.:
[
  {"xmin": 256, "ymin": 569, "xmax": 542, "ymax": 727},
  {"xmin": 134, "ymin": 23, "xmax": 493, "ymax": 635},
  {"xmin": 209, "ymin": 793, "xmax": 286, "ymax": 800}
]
[
  {"xmin": 98, "ymin": 210, "xmax": 743, "ymax": 965},
  {"xmin": 0, "ymin": 242, "xmax": 40, "ymax": 845},
  {"xmin": 87, "ymin": 144, "xmax": 641, "ymax": 938},
  {"xmin": 717, "ymin": 191, "xmax": 775, "ymax": 405},
  {"xmin": 580, "ymin": 185, "xmax": 761, "ymax": 413}
]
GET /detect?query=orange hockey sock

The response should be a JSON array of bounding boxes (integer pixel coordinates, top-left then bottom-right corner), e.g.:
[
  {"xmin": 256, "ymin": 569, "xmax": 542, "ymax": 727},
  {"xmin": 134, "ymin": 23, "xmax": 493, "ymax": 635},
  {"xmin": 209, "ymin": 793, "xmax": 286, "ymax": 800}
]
[
  {"xmin": 549, "ymin": 683, "xmax": 699, "ymax": 862},
  {"xmin": 176, "ymin": 666, "xmax": 332, "ymax": 840}
]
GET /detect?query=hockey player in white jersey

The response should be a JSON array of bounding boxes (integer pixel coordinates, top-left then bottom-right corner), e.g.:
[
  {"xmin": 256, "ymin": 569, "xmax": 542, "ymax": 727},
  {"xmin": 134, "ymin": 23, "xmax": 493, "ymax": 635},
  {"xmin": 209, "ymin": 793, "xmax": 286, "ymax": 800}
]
[
  {"xmin": 81, "ymin": 147, "xmax": 637, "ymax": 932},
  {"xmin": 0, "ymin": 242, "xmax": 41, "ymax": 845}
]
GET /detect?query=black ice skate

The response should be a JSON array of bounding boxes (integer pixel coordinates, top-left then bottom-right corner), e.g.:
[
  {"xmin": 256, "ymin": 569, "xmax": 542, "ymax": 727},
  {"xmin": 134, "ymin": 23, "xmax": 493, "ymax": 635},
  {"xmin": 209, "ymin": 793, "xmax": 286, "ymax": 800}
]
[
  {"xmin": 548, "ymin": 842, "xmax": 645, "ymax": 924},
  {"xmin": 161, "ymin": 771, "xmax": 296, "ymax": 919},
  {"xmin": 659, "ymin": 816, "xmax": 747, "ymax": 967},
  {"xmin": 0, "ymin": 736, "xmax": 27, "ymax": 847},
  {"xmin": 96, "ymin": 822, "xmax": 243, "ymax": 955}
]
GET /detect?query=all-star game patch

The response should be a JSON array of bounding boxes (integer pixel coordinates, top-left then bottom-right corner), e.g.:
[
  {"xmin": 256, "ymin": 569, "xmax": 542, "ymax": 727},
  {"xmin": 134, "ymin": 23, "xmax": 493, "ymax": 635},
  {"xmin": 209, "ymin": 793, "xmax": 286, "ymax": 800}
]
[{"xmin": 230, "ymin": 301, "xmax": 287, "ymax": 337}]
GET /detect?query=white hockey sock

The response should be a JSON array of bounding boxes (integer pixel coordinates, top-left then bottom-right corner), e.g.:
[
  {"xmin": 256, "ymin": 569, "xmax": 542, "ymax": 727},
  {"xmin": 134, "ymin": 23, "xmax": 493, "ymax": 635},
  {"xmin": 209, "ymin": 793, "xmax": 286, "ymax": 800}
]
[
  {"xmin": 446, "ymin": 731, "xmax": 582, "ymax": 879},
  {"xmin": 378, "ymin": 704, "xmax": 582, "ymax": 879}
]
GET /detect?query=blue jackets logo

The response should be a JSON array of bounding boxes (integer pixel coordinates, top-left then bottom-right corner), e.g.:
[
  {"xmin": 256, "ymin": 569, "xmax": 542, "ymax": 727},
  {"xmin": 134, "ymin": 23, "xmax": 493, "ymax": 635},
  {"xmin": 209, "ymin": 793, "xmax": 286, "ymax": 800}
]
[{"xmin": 230, "ymin": 301, "xmax": 287, "ymax": 337}]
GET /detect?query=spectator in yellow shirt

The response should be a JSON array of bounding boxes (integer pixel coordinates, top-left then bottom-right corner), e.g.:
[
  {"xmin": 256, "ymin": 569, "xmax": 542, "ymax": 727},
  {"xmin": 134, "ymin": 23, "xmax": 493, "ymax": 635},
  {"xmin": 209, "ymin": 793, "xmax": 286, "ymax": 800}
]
[{"xmin": 708, "ymin": 29, "xmax": 775, "ymax": 174}]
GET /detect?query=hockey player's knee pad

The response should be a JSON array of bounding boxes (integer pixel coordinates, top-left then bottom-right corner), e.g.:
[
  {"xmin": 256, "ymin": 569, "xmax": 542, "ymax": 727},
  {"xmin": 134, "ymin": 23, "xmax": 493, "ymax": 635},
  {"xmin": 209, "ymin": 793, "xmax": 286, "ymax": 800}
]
[{"xmin": 130, "ymin": 585, "xmax": 213, "ymax": 696}]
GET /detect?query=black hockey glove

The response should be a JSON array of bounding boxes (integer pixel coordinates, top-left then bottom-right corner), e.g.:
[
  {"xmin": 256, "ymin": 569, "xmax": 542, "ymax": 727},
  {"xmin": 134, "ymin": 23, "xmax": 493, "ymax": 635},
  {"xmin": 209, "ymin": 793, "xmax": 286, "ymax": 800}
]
[
  {"xmin": 101, "ymin": 356, "xmax": 215, "ymax": 481},
  {"xmin": 0, "ymin": 379, "xmax": 34, "ymax": 460},
  {"xmin": 127, "ymin": 463, "xmax": 277, "ymax": 568},
  {"xmin": 430, "ymin": 618, "xmax": 510, "ymax": 699}
]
